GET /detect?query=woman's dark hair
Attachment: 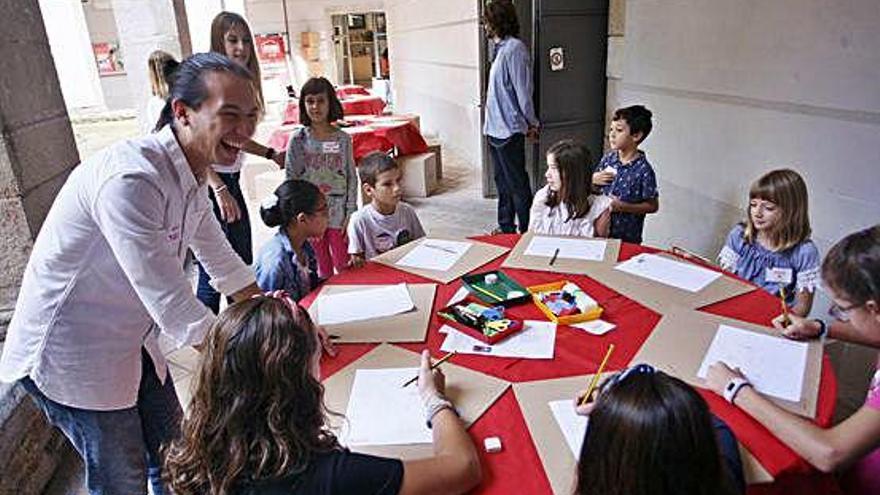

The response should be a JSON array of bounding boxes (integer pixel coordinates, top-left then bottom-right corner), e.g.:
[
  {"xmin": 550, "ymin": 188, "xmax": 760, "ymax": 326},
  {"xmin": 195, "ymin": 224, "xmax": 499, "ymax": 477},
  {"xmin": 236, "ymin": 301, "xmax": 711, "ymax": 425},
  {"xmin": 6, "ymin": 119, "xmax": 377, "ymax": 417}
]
[
  {"xmin": 821, "ymin": 225, "xmax": 880, "ymax": 306},
  {"xmin": 164, "ymin": 296, "xmax": 339, "ymax": 495},
  {"xmin": 483, "ymin": 0, "xmax": 519, "ymax": 38},
  {"xmin": 298, "ymin": 77, "xmax": 344, "ymax": 126},
  {"xmin": 210, "ymin": 11, "xmax": 264, "ymax": 109},
  {"xmin": 260, "ymin": 179, "xmax": 323, "ymax": 228},
  {"xmin": 577, "ymin": 368, "xmax": 734, "ymax": 495},
  {"xmin": 153, "ymin": 52, "xmax": 254, "ymax": 132},
  {"xmin": 545, "ymin": 140, "xmax": 594, "ymax": 221}
]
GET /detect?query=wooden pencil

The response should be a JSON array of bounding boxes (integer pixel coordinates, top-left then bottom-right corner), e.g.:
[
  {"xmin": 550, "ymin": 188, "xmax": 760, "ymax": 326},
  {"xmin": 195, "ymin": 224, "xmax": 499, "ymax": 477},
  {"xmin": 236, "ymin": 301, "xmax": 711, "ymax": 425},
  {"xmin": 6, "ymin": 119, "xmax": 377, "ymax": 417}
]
[
  {"xmin": 402, "ymin": 351, "xmax": 457, "ymax": 387},
  {"xmin": 471, "ymin": 284, "xmax": 505, "ymax": 302},
  {"xmin": 579, "ymin": 344, "xmax": 615, "ymax": 406}
]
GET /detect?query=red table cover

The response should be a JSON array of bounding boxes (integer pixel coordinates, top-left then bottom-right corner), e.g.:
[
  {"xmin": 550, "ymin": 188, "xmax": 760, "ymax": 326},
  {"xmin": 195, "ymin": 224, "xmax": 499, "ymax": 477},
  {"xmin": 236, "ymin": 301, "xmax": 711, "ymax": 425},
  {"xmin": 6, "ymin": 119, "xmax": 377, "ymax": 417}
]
[
  {"xmin": 336, "ymin": 84, "xmax": 370, "ymax": 98},
  {"xmin": 282, "ymin": 96, "xmax": 386, "ymax": 125},
  {"xmin": 305, "ymin": 234, "xmax": 840, "ymax": 495},
  {"xmin": 267, "ymin": 121, "xmax": 427, "ymax": 161}
]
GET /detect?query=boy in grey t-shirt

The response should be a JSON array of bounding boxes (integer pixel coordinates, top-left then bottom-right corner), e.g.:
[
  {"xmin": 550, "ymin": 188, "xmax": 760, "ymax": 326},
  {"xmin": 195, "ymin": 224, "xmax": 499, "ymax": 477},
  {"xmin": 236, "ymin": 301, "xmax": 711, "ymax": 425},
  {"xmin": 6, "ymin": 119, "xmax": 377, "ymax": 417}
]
[{"xmin": 348, "ymin": 152, "xmax": 426, "ymax": 266}]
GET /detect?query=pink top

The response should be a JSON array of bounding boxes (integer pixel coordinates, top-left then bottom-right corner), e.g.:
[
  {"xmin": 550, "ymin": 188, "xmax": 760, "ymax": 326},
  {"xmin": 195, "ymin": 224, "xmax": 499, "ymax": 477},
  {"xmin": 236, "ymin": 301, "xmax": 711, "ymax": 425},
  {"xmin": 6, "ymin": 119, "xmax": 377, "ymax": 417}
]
[{"xmin": 841, "ymin": 364, "xmax": 880, "ymax": 494}]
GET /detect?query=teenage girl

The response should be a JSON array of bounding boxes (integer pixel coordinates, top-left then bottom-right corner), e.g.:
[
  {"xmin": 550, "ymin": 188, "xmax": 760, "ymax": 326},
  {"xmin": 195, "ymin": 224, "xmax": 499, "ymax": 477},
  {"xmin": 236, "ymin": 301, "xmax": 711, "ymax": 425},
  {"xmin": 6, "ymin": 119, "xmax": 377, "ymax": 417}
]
[
  {"xmin": 254, "ymin": 180, "xmax": 326, "ymax": 303},
  {"xmin": 529, "ymin": 139, "xmax": 612, "ymax": 237},
  {"xmin": 164, "ymin": 294, "xmax": 482, "ymax": 495},
  {"xmin": 285, "ymin": 77, "xmax": 357, "ymax": 278},
  {"xmin": 718, "ymin": 169, "xmax": 820, "ymax": 317},
  {"xmin": 709, "ymin": 225, "xmax": 880, "ymax": 494},
  {"xmin": 576, "ymin": 365, "xmax": 745, "ymax": 495},
  {"xmin": 198, "ymin": 11, "xmax": 285, "ymax": 314}
]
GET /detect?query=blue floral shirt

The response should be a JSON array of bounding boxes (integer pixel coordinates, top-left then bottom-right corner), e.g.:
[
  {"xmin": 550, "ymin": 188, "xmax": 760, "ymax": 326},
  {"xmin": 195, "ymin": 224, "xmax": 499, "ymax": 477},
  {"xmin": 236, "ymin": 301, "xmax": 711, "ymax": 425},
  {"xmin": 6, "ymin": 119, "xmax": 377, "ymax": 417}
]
[
  {"xmin": 717, "ymin": 224, "xmax": 820, "ymax": 304},
  {"xmin": 254, "ymin": 230, "xmax": 321, "ymax": 302},
  {"xmin": 596, "ymin": 151, "xmax": 658, "ymax": 243}
]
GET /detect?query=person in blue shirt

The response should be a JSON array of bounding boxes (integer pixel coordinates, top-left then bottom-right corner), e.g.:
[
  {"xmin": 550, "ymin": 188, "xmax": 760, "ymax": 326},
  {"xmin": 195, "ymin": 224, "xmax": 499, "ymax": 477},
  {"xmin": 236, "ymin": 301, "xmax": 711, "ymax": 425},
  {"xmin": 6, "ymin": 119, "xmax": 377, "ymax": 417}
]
[
  {"xmin": 254, "ymin": 180, "xmax": 327, "ymax": 302},
  {"xmin": 592, "ymin": 105, "xmax": 659, "ymax": 244},
  {"xmin": 483, "ymin": 0, "xmax": 539, "ymax": 234}
]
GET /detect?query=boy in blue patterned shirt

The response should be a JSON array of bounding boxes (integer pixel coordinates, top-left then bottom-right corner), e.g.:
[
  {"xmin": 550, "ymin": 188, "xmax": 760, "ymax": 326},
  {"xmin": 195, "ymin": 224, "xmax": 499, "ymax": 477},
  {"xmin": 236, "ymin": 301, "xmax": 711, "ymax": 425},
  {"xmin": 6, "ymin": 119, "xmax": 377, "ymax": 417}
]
[{"xmin": 592, "ymin": 105, "xmax": 659, "ymax": 244}]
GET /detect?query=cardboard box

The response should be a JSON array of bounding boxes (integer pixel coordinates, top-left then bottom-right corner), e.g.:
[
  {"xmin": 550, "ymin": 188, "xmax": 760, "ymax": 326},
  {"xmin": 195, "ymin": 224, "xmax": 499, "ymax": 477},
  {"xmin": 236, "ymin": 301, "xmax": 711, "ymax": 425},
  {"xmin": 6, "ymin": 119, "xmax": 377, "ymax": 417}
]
[
  {"xmin": 300, "ymin": 31, "xmax": 320, "ymax": 47},
  {"xmin": 302, "ymin": 46, "xmax": 319, "ymax": 61},
  {"xmin": 398, "ymin": 151, "xmax": 437, "ymax": 198}
]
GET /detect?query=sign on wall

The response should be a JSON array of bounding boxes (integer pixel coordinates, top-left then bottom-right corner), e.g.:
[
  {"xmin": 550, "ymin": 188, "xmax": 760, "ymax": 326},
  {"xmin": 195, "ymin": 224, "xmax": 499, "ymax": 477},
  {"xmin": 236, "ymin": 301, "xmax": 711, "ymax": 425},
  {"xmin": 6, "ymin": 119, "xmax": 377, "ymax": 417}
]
[
  {"xmin": 92, "ymin": 41, "xmax": 125, "ymax": 76},
  {"xmin": 255, "ymin": 34, "xmax": 287, "ymax": 64}
]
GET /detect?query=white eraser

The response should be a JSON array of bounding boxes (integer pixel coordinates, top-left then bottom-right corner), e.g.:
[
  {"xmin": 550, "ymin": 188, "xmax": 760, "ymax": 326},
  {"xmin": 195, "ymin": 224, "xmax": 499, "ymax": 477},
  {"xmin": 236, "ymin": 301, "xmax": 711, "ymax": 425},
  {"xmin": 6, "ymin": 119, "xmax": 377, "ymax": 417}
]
[{"xmin": 483, "ymin": 436, "xmax": 502, "ymax": 453}]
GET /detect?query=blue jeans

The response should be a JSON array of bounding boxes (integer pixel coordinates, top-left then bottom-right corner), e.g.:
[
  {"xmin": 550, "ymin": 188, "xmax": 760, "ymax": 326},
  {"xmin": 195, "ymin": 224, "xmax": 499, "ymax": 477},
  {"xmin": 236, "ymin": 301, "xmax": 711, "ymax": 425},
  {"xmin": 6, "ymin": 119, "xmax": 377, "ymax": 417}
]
[
  {"xmin": 197, "ymin": 171, "xmax": 252, "ymax": 314},
  {"xmin": 488, "ymin": 133, "xmax": 532, "ymax": 233},
  {"xmin": 22, "ymin": 350, "xmax": 182, "ymax": 495}
]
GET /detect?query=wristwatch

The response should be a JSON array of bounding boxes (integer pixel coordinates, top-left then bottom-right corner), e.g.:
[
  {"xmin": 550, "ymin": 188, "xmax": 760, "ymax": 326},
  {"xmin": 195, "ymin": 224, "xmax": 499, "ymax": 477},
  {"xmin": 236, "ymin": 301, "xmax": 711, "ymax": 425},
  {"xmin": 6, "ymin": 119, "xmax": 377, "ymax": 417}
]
[
  {"xmin": 264, "ymin": 147, "xmax": 277, "ymax": 160},
  {"xmin": 723, "ymin": 377, "xmax": 752, "ymax": 404},
  {"xmin": 812, "ymin": 318, "xmax": 828, "ymax": 339}
]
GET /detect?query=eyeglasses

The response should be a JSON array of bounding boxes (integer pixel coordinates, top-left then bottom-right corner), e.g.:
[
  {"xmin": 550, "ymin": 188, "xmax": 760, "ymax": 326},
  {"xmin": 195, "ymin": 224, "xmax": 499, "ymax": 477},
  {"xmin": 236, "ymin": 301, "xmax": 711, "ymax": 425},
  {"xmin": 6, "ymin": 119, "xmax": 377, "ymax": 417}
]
[{"xmin": 828, "ymin": 301, "xmax": 863, "ymax": 322}]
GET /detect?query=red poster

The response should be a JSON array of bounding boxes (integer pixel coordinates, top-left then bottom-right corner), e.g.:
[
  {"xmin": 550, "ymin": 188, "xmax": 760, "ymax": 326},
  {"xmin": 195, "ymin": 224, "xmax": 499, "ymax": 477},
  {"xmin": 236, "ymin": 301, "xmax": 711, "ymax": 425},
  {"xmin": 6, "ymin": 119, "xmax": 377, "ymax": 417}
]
[
  {"xmin": 92, "ymin": 42, "xmax": 125, "ymax": 76},
  {"xmin": 255, "ymin": 34, "xmax": 287, "ymax": 64}
]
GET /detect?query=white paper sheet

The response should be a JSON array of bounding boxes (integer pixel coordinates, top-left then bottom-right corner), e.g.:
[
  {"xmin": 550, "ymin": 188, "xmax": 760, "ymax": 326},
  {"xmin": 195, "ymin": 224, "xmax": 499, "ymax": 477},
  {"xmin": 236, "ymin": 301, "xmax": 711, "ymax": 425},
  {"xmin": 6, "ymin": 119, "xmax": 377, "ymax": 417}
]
[
  {"xmin": 524, "ymin": 236, "xmax": 607, "ymax": 262},
  {"xmin": 343, "ymin": 368, "xmax": 433, "ymax": 446},
  {"xmin": 697, "ymin": 325, "xmax": 809, "ymax": 402},
  {"xmin": 548, "ymin": 399, "xmax": 589, "ymax": 460},
  {"xmin": 395, "ymin": 239, "xmax": 472, "ymax": 272},
  {"xmin": 316, "ymin": 284, "xmax": 415, "ymax": 325},
  {"xmin": 446, "ymin": 286, "xmax": 470, "ymax": 306},
  {"xmin": 569, "ymin": 319, "xmax": 617, "ymax": 336},
  {"xmin": 614, "ymin": 253, "xmax": 721, "ymax": 292},
  {"xmin": 439, "ymin": 321, "xmax": 556, "ymax": 359}
]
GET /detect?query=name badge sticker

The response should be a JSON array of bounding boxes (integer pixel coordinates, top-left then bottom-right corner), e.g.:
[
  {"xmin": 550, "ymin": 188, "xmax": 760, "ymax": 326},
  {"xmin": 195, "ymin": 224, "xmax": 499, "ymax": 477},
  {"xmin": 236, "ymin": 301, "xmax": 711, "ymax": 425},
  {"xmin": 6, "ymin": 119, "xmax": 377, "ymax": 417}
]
[
  {"xmin": 322, "ymin": 142, "xmax": 341, "ymax": 154},
  {"xmin": 765, "ymin": 267, "xmax": 793, "ymax": 284}
]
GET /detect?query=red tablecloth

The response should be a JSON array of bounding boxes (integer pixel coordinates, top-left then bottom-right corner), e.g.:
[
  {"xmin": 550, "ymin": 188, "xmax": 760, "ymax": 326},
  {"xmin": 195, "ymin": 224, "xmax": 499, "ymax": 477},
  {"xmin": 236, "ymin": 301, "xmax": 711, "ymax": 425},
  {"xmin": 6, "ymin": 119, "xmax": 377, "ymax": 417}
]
[
  {"xmin": 336, "ymin": 84, "xmax": 370, "ymax": 98},
  {"xmin": 282, "ymin": 95, "xmax": 386, "ymax": 125},
  {"xmin": 267, "ymin": 121, "xmax": 427, "ymax": 161},
  {"xmin": 305, "ymin": 234, "xmax": 840, "ymax": 495}
]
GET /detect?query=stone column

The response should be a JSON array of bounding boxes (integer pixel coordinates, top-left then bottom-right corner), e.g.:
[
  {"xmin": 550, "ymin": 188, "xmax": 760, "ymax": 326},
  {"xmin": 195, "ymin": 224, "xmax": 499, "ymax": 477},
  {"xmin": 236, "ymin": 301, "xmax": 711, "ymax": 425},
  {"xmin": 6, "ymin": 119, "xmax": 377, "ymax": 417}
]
[
  {"xmin": 0, "ymin": 1, "xmax": 81, "ymax": 492},
  {"xmin": 111, "ymin": 0, "xmax": 183, "ymax": 133}
]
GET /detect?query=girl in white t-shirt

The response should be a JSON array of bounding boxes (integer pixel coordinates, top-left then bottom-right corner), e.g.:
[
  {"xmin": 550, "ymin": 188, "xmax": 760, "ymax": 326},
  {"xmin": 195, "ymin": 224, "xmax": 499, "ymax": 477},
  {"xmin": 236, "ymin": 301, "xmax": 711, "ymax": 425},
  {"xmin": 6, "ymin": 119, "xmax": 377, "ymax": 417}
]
[{"xmin": 529, "ymin": 140, "xmax": 612, "ymax": 237}]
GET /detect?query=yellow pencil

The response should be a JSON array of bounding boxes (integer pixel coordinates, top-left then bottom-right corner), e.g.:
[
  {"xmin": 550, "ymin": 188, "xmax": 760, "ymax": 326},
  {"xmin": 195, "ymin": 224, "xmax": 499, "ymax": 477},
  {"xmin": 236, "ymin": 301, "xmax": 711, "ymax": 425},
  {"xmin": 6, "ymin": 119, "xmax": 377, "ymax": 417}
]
[
  {"xmin": 579, "ymin": 344, "xmax": 615, "ymax": 406},
  {"xmin": 779, "ymin": 286, "xmax": 791, "ymax": 327},
  {"xmin": 402, "ymin": 351, "xmax": 457, "ymax": 387},
  {"xmin": 470, "ymin": 284, "xmax": 505, "ymax": 302}
]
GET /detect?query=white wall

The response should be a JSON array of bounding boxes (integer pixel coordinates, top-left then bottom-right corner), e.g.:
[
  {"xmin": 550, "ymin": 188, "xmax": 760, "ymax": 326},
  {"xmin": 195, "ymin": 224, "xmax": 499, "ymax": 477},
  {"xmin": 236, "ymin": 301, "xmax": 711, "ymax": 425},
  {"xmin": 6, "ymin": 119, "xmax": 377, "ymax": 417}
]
[
  {"xmin": 616, "ymin": 0, "xmax": 880, "ymax": 261},
  {"xmin": 385, "ymin": 0, "xmax": 482, "ymax": 165},
  {"xmin": 39, "ymin": 0, "xmax": 105, "ymax": 110},
  {"xmin": 81, "ymin": 0, "xmax": 133, "ymax": 111}
]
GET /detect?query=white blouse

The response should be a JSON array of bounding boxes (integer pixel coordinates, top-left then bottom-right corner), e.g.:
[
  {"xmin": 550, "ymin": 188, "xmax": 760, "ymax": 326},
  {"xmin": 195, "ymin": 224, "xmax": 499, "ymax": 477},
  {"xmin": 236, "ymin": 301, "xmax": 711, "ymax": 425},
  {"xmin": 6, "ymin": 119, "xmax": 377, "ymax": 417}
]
[{"xmin": 528, "ymin": 185, "xmax": 612, "ymax": 237}]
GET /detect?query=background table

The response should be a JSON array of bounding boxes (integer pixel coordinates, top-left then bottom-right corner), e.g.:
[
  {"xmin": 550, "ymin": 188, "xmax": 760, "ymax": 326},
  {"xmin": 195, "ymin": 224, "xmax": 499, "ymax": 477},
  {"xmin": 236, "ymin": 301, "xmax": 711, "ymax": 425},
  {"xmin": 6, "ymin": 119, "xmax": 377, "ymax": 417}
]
[
  {"xmin": 267, "ymin": 120, "xmax": 427, "ymax": 161},
  {"xmin": 283, "ymin": 95, "xmax": 387, "ymax": 125},
  {"xmin": 303, "ymin": 234, "xmax": 841, "ymax": 495}
]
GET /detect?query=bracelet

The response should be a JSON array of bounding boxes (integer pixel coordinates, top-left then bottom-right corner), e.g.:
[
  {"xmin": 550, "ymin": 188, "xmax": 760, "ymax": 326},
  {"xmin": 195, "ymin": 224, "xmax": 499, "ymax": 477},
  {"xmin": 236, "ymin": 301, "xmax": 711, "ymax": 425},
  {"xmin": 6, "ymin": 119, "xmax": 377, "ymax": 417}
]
[
  {"xmin": 423, "ymin": 393, "xmax": 457, "ymax": 429},
  {"xmin": 212, "ymin": 184, "xmax": 228, "ymax": 194},
  {"xmin": 813, "ymin": 318, "xmax": 828, "ymax": 339},
  {"xmin": 264, "ymin": 147, "xmax": 277, "ymax": 160},
  {"xmin": 723, "ymin": 377, "xmax": 752, "ymax": 404}
]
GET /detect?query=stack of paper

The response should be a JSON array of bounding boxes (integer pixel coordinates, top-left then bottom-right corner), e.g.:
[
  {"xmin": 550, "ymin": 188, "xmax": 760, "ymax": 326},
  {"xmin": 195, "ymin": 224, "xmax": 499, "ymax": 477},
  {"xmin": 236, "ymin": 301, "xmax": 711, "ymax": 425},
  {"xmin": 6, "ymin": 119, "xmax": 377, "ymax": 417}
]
[
  {"xmin": 316, "ymin": 283, "xmax": 415, "ymax": 325},
  {"xmin": 439, "ymin": 321, "xmax": 557, "ymax": 359},
  {"xmin": 614, "ymin": 253, "xmax": 721, "ymax": 292},
  {"xmin": 396, "ymin": 239, "xmax": 472, "ymax": 271},
  {"xmin": 524, "ymin": 236, "xmax": 607, "ymax": 262},
  {"xmin": 697, "ymin": 325, "xmax": 809, "ymax": 402},
  {"xmin": 343, "ymin": 368, "xmax": 433, "ymax": 446},
  {"xmin": 548, "ymin": 399, "xmax": 589, "ymax": 459}
]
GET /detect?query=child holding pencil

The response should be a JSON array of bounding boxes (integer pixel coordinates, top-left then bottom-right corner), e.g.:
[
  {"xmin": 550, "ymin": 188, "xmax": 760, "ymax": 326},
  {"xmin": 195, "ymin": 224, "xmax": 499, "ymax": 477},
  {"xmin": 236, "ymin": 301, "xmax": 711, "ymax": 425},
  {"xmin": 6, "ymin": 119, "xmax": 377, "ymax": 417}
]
[{"xmin": 575, "ymin": 364, "xmax": 745, "ymax": 495}]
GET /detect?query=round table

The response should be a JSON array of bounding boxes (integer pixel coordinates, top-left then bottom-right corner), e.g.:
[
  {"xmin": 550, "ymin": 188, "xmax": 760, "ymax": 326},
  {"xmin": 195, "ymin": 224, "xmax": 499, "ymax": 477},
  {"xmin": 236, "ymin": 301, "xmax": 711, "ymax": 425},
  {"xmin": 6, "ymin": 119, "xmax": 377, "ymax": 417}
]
[{"xmin": 303, "ymin": 234, "xmax": 840, "ymax": 495}]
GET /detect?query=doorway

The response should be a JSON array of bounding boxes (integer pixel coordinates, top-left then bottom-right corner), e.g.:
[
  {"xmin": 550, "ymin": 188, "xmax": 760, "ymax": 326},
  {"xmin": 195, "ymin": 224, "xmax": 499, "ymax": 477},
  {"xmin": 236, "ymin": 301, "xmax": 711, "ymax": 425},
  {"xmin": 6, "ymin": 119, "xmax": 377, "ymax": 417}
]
[
  {"xmin": 478, "ymin": 0, "xmax": 609, "ymax": 197},
  {"xmin": 331, "ymin": 12, "xmax": 388, "ymax": 88}
]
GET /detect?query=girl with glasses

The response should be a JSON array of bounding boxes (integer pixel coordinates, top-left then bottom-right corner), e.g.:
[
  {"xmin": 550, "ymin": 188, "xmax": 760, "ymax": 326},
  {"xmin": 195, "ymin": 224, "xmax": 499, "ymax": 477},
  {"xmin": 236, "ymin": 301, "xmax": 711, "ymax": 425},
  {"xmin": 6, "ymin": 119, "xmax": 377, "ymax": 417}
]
[{"xmin": 708, "ymin": 225, "xmax": 880, "ymax": 494}]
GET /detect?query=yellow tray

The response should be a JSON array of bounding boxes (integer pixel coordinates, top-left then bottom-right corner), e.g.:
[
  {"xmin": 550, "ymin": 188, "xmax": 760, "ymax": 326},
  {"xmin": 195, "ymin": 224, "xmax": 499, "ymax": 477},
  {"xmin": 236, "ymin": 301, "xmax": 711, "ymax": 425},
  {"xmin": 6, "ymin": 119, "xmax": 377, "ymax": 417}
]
[{"xmin": 527, "ymin": 280, "xmax": 603, "ymax": 325}]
